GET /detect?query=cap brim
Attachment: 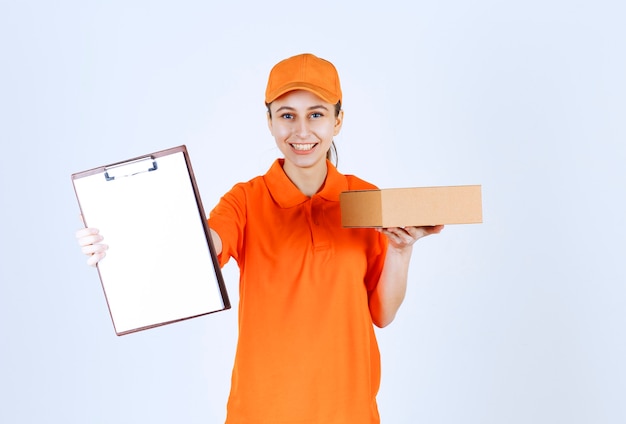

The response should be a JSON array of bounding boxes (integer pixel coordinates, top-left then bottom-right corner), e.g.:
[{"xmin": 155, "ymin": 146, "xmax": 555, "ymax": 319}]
[{"xmin": 265, "ymin": 82, "xmax": 340, "ymax": 104}]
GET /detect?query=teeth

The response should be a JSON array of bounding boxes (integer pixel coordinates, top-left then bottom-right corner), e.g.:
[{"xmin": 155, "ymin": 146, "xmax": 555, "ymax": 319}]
[{"xmin": 292, "ymin": 143, "xmax": 316, "ymax": 151}]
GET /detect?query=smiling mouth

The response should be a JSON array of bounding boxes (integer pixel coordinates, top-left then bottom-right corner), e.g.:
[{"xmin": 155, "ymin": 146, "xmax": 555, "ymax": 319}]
[{"xmin": 291, "ymin": 143, "xmax": 317, "ymax": 151}]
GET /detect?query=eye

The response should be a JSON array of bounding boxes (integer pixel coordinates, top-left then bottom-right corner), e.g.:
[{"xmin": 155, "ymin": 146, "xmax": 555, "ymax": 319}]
[
  {"xmin": 281, "ymin": 113, "xmax": 294, "ymax": 120},
  {"xmin": 310, "ymin": 112, "xmax": 323, "ymax": 119}
]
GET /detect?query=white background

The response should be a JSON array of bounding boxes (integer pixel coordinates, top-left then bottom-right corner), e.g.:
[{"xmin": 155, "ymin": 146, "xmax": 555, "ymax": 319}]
[{"xmin": 1, "ymin": 1, "xmax": 624, "ymax": 423}]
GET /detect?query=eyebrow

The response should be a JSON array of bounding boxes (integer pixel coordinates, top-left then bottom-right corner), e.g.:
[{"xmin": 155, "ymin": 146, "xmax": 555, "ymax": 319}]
[{"xmin": 274, "ymin": 104, "xmax": 330, "ymax": 113}]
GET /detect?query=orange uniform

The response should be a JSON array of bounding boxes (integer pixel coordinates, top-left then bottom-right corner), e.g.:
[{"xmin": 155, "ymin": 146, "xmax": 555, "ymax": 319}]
[{"xmin": 209, "ymin": 159, "xmax": 388, "ymax": 424}]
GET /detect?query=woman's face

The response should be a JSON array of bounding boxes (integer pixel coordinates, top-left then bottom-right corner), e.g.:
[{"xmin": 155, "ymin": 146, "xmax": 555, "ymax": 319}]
[{"xmin": 267, "ymin": 90, "xmax": 343, "ymax": 171}]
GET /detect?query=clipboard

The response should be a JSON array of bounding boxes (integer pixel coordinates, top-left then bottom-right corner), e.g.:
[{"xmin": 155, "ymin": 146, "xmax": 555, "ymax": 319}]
[{"xmin": 71, "ymin": 145, "xmax": 230, "ymax": 335}]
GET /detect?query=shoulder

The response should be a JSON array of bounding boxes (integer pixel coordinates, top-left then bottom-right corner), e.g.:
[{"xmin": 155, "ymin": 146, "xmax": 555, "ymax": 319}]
[
  {"xmin": 218, "ymin": 176, "xmax": 265, "ymax": 209},
  {"xmin": 231, "ymin": 174, "xmax": 266, "ymax": 192},
  {"xmin": 221, "ymin": 160, "xmax": 281, "ymax": 194},
  {"xmin": 342, "ymin": 173, "xmax": 379, "ymax": 191},
  {"xmin": 214, "ymin": 174, "xmax": 267, "ymax": 209},
  {"xmin": 327, "ymin": 162, "xmax": 378, "ymax": 191}
]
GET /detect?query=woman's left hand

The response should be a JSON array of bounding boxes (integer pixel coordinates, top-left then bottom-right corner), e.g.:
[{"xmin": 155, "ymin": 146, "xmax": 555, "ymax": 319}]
[{"xmin": 378, "ymin": 225, "xmax": 444, "ymax": 250}]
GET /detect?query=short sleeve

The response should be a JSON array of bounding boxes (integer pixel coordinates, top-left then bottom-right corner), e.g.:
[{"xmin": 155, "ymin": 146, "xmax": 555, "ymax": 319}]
[
  {"xmin": 364, "ymin": 230, "xmax": 388, "ymax": 294},
  {"xmin": 208, "ymin": 183, "xmax": 248, "ymax": 268}
]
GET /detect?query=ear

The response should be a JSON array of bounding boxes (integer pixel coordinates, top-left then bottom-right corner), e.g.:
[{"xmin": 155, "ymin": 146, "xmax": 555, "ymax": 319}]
[{"xmin": 333, "ymin": 109, "xmax": 344, "ymax": 136}]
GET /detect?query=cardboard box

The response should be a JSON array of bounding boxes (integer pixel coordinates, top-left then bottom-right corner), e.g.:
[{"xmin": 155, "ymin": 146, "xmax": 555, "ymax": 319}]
[{"xmin": 340, "ymin": 185, "xmax": 482, "ymax": 228}]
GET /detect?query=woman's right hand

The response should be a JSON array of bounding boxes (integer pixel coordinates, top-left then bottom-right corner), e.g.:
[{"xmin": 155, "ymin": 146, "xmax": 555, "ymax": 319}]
[{"xmin": 76, "ymin": 227, "xmax": 108, "ymax": 267}]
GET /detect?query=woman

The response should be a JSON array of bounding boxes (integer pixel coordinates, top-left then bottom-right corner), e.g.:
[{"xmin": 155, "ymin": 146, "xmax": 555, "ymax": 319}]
[{"xmin": 77, "ymin": 53, "xmax": 443, "ymax": 423}]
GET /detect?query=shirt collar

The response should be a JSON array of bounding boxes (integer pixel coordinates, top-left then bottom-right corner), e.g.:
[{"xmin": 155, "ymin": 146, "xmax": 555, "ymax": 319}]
[{"xmin": 264, "ymin": 159, "xmax": 349, "ymax": 208}]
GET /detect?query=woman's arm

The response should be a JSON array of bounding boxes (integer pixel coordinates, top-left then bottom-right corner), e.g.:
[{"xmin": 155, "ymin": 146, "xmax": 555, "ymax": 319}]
[
  {"xmin": 369, "ymin": 225, "xmax": 444, "ymax": 328},
  {"xmin": 210, "ymin": 228, "xmax": 222, "ymax": 256}
]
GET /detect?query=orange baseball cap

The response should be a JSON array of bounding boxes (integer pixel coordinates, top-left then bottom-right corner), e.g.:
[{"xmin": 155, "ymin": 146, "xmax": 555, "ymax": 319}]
[{"xmin": 265, "ymin": 53, "xmax": 342, "ymax": 105}]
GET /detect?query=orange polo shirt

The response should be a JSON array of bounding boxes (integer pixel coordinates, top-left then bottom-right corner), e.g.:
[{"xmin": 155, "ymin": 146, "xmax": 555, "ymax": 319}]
[{"xmin": 209, "ymin": 159, "xmax": 388, "ymax": 424}]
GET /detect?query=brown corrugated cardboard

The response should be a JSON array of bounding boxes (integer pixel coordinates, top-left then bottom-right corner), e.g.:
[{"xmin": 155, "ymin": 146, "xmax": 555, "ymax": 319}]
[{"xmin": 340, "ymin": 185, "xmax": 482, "ymax": 228}]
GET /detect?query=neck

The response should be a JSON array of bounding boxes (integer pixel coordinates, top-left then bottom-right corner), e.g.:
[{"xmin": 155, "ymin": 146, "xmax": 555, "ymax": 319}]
[{"xmin": 282, "ymin": 159, "xmax": 328, "ymax": 197}]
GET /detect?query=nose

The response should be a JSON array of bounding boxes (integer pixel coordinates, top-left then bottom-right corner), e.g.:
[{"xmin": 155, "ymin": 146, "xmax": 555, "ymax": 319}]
[{"xmin": 296, "ymin": 118, "xmax": 311, "ymax": 138}]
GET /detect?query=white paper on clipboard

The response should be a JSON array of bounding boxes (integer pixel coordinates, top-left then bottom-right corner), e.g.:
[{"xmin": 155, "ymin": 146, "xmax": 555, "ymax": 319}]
[{"xmin": 71, "ymin": 145, "xmax": 230, "ymax": 335}]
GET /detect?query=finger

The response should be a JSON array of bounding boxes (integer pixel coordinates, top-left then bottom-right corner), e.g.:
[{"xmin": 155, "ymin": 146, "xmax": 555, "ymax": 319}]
[
  {"xmin": 406, "ymin": 225, "xmax": 445, "ymax": 239},
  {"xmin": 81, "ymin": 243, "xmax": 108, "ymax": 256},
  {"xmin": 76, "ymin": 227, "xmax": 99, "ymax": 239},
  {"xmin": 422, "ymin": 225, "xmax": 444, "ymax": 236},
  {"xmin": 391, "ymin": 227, "xmax": 413, "ymax": 239},
  {"xmin": 421, "ymin": 224, "xmax": 444, "ymax": 234},
  {"xmin": 77, "ymin": 233, "xmax": 104, "ymax": 247},
  {"xmin": 404, "ymin": 226, "xmax": 427, "ymax": 239},
  {"xmin": 382, "ymin": 228, "xmax": 414, "ymax": 246},
  {"xmin": 87, "ymin": 251, "xmax": 106, "ymax": 267}
]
